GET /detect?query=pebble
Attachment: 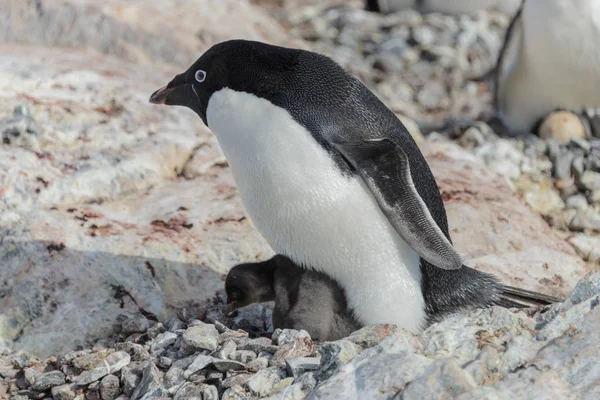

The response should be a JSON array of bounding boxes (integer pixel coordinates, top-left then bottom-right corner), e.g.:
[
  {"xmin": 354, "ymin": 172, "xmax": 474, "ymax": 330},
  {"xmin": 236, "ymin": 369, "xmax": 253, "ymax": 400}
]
[
  {"xmin": 246, "ymin": 357, "xmax": 269, "ymax": 373},
  {"xmin": 212, "ymin": 360, "xmax": 246, "ymax": 372},
  {"xmin": 164, "ymin": 316, "xmax": 187, "ymax": 332},
  {"xmin": 150, "ymin": 332, "xmax": 178, "ymax": 353},
  {"xmin": 51, "ymin": 384, "xmax": 77, "ymax": 400},
  {"xmin": 75, "ymin": 351, "xmax": 131, "ymax": 385},
  {"xmin": 100, "ymin": 374, "xmax": 120, "ymax": 400},
  {"xmin": 120, "ymin": 362, "xmax": 144, "ymax": 397},
  {"xmin": 274, "ymin": 329, "xmax": 311, "ymax": 346},
  {"xmin": 538, "ymin": 111, "xmax": 587, "ymax": 144},
  {"xmin": 579, "ymin": 171, "xmax": 600, "ymax": 191},
  {"xmin": 285, "ymin": 357, "xmax": 321, "ymax": 378},
  {"xmin": 400, "ymin": 358, "xmax": 476, "ymax": 399},
  {"xmin": 130, "ymin": 362, "xmax": 162, "ymax": 400},
  {"xmin": 270, "ymin": 337, "xmax": 314, "ymax": 369},
  {"xmin": 245, "ymin": 367, "xmax": 284, "ymax": 398},
  {"xmin": 569, "ymin": 211, "xmax": 600, "ymax": 232},
  {"xmin": 31, "ymin": 370, "xmax": 65, "ymax": 391},
  {"xmin": 237, "ymin": 337, "xmax": 278, "ymax": 354},
  {"xmin": 231, "ymin": 350, "xmax": 257, "ymax": 364},
  {"xmin": 184, "ymin": 355, "xmax": 217, "ymax": 379},
  {"xmin": 222, "ymin": 385, "xmax": 252, "ymax": 400},
  {"xmin": 565, "ymin": 194, "xmax": 588, "ymax": 210},
  {"xmin": 164, "ymin": 367, "xmax": 185, "ymax": 389},
  {"xmin": 182, "ymin": 323, "xmax": 219, "ymax": 352},
  {"xmin": 119, "ymin": 314, "xmax": 151, "ymax": 334}
]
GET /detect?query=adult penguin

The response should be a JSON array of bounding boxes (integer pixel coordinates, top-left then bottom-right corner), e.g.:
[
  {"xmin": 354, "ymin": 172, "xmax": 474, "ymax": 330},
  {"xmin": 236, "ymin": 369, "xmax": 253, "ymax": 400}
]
[{"xmin": 150, "ymin": 40, "xmax": 559, "ymax": 332}]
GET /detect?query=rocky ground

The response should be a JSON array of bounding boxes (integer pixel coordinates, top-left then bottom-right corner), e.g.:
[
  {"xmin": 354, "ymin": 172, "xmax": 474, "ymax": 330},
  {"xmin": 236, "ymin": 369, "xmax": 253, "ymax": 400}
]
[{"xmin": 1, "ymin": 0, "xmax": 599, "ymax": 398}]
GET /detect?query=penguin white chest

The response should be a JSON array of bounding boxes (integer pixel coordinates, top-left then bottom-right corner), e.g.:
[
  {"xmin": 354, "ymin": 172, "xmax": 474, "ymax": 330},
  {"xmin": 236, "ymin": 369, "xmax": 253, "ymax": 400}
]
[{"xmin": 206, "ymin": 88, "xmax": 425, "ymax": 332}]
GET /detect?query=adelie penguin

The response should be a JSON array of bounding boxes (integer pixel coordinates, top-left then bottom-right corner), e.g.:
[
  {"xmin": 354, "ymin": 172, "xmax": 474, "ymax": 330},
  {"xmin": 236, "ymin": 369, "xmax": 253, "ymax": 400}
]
[
  {"xmin": 494, "ymin": 0, "xmax": 600, "ymax": 136},
  {"xmin": 365, "ymin": 0, "xmax": 521, "ymax": 15},
  {"xmin": 224, "ymin": 255, "xmax": 361, "ymax": 341},
  {"xmin": 150, "ymin": 39, "xmax": 561, "ymax": 334}
]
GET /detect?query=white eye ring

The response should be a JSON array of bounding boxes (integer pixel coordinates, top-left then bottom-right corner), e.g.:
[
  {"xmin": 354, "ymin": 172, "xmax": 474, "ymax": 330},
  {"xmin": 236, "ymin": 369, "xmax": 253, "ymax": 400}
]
[{"xmin": 195, "ymin": 70, "xmax": 207, "ymax": 83}]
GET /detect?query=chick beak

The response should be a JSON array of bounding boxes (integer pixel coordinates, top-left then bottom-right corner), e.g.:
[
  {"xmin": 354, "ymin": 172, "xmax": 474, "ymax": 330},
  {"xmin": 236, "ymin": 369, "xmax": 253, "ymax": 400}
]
[
  {"xmin": 224, "ymin": 301, "xmax": 239, "ymax": 317},
  {"xmin": 149, "ymin": 85, "xmax": 174, "ymax": 105}
]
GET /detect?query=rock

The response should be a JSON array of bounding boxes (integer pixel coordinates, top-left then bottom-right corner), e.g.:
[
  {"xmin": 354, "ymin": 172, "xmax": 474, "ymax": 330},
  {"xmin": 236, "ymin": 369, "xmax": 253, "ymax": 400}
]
[
  {"xmin": 270, "ymin": 337, "xmax": 314, "ymax": 369},
  {"xmin": 216, "ymin": 340, "xmax": 237, "ymax": 360},
  {"xmin": 315, "ymin": 340, "xmax": 363, "ymax": 382},
  {"xmin": 568, "ymin": 235, "xmax": 600, "ymax": 261},
  {"xmin": 580, "ymin": 171, "xmax": 600, "ymax": 191},
  {"xmin": 51, "ymin": 384, "xmax": 77, "ymax": 400},
  {"xmin": 182, "ymin": 323, "xmax": 219, "ymax": 352},
  {"xmin": 100, "ymin": 375, "xmax": 120, "ymax": 400},
  {"xmin": 421, "ymin": 307, "xmax": 535, "ymax": 365},
  {"xmin": 423, "ymin": 141, "xmax": 589, "ymax": 297},
  {"xmin": 285, "ymin": 357, "xmax": 321, "ymax": 378},
  {"xmin": 31, "ymin": 370, "xmax": 65, "ymax": 391},
  {"xmin": 553, "ymin": 151, "xmax": 574, "ymax": 179},
  {"xmin": 569, "ymin": 211, "xmax": 600, "ymax": 232},
  {"xmin": 273, "ymin": 329, "xmax": 311, "ymax": 346},
  {"xmin": 131, "ymin": 362, "xmax": 162, "ymax": 400},
  {"xmin": 0, "ymin": 365, "xmax": 18, "ymax": 379},
  {"xmin": 212, "ymin": 360, "xmax": 246, "ymax": 372},
  {"xmin": 565, "ymin": 194, "xmax": 588, "ymax": 210},
  {"xmin": 75, "ymin": 351, "xmax": 130, "ymax": 385},
  {"xmin": 531, "ymin": 307, "xmax": 600, "ymax": 394},
  {"xmin": 222, "ymin": 385, "xmax": 252, "ymax": 400},
  {"xmin": 164, "ymin": 317, "xmax": 187, "ymax": 333},
  {"xmin": 246, "ymin": 357, "xmax": 270, "ymax": 373},
  {"xmin": 146, "ymin": 323, "xmax": 166, "ymax": 340},
  {"xmin": 24, "ymin": 367, "xmax": 38, "ymax": 386},
  {"xmin": 400, "ymin": 358, "xmax": 476, "ymax": 399},
  {"xmin": 237, "ymin": 338, "xmax": 278, "ymax": 354},
  {"xmin": 310, "ymin": 342, "xmax": 432, "ymax": 399},
  {"xmin": 200, "ymin": 384, "xmax": 219, "ymax": 400},
  {"xmin": 462, "ymin": 347, "xmax": 500, "ymax": 386},
  {"xmin": 0, "ymin": 43, "xmax": 271, "ymax": 356},
  {"xmin": 173, "ymin": 382, "xmax": 202, "ymax": 400},
  {"xmin": 538, "ymin": 111, "xmax": 587, "ymax": 144},
  {"xmin": 119, "ymin": 314, "xmax": 150, "ymax": 334},
  {"xmin": 184, "ymin": 355, "xmax": 217, "ymax": 379},
  {"xmin": 230, "ymin": 351, "xmax": 256, "ymax": 364},
  {"xmin": 223, "ymin": 373, "xmax": 253, "ymax": 389},
  {"xmin": 87, "ymin": 381, "xmax": 102, "ymax": 400},
  {"xmin": 150, "ymin": 332, "xmax": 178, "ymax": 353},
  {"xmin": 537, "ymin": 296, "xmax": 599, "ymax": 341},
  {"xmin": 120, "ymin": 362, "xmax": 145, "ymax": 397},
  {"xmin": 157, "ymin": 357, "xmax": 172, "ymax": 369},
  {"xmin": 517, "ymin": 176, "xmax": 565, "ymax": 215},
  {"xmin": 245, "ymin": 367, "xmax": 284, "ymax": 398},
  {"xmin": 346, "ymin": 324, "xmax": 398, "ymax": 348},
  {"xmin": 164, "ymin": 366, "xmax": 185, "ymax": 389}
]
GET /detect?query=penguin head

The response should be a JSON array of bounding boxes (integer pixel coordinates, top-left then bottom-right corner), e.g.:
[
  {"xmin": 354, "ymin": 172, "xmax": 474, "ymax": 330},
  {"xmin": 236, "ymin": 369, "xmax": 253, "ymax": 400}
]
[
  {"xmin": 150, "ymin": 39, "xmax": 300, "ymax": 125},
  {"xmin": 223, "ymin": 261, "xmax": 276, "ymax": 315}
]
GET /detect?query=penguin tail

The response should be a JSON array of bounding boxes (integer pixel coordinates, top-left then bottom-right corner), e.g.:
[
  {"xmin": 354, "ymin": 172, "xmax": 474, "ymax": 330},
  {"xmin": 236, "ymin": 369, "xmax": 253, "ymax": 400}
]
[{"xmin": 496, "ymin": 285, "xmax": 565, "ymax": 309}]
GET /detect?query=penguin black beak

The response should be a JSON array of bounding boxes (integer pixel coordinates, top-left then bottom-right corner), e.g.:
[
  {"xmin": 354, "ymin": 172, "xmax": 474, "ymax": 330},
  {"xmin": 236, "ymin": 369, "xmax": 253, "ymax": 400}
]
[
  {"xmin": 149, "ymin": 85, "xmax": 175, "ymax": 105},
  {"xmin": 224, "ymin": 301, "xmax": 239, "ymax": 316}
]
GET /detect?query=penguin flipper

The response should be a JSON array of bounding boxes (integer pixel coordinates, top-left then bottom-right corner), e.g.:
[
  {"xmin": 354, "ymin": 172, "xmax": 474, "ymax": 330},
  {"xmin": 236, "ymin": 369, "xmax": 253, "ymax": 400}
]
[
  {"xmin": 331, "ymin": 137, "xmax": 462, "ymax": 270},
  {"xmin": 494, "ymin": 4, "xmax": 524, "ymax": 111}
]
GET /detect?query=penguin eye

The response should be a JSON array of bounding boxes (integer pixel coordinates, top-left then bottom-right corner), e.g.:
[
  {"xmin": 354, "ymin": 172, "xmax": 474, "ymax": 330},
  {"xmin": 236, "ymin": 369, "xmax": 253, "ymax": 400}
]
[{"xmin": 195, "ymin": 70, "xmax": 207, "ymax": 83}]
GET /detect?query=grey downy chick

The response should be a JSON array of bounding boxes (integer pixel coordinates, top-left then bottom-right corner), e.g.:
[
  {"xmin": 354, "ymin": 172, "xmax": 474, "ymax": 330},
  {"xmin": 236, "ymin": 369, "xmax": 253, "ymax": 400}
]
[{"xmin": 225, "ymin": 255, "xmax": 362, "ymax": 341}]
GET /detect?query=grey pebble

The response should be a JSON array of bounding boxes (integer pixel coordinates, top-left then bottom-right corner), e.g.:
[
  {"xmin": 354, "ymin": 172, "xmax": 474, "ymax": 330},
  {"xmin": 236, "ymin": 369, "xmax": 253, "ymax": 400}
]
[
  {"xmin": 164, "ymin": 316, "xmax": 187, "ymax": 332},
  {"xmin": 286, "ymin": 357, "xmax": 321, "ymax": 378},
  {"xmin": 119, "ymin": 314, "xmax": 150, "ymax": 334},
  {"xmin": 120, "ymin": 362, "xmax": 144, "ymax": 397},
  {"xmin": 212, "ymin": 360, "xmax": 246, "ymax": 372},
  {"xmin": 246, "ymin": 357, "xmax": 269, "ymax": 373},
  {"xmin": 131, "ymin": 362, "xmax": 162, "ymax": 400},
  {"xmin": 157, "ymin": 356, "xmax": 172, "ymax": 369},
  {"xmin": 50, "ymin": 384, "xmax": 77, "ymax": 400},
  {"xmin": 150, "ymin": 332, "xmax": 178, "ymax": 353},
  {"xmin": 182, "ymin": 323, "xmax": 219, "ymax": 352},
  {"xmin": 100, "ymin": 374, "xmax": 120, "ymax": 400},
  {"xmin": 31, "ymin": 370, "xmax": 65, "ymax": 391},
  {"xmin": 164, "ymin": 367, "xmax": 186, "ymax": 389},
  {"xmin": 230, "ymin": 350, "xmax": 257, "ymax": 364},
  {"xmin": 274, "ymin": 329, "xmax": 311, "ymax": 347},
  {"xmin": 75, "ymin": 351, "xmax": 130, "ymax": 385},
  {"xmin": 244, "ymin": 367, "xmax": 284, "ymax": 398}
]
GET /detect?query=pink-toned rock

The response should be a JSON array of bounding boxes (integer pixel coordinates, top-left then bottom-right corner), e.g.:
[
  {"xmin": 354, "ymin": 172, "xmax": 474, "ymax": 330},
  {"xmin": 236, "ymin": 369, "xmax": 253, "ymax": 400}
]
[
  {"xmin": 0, "ymin": 45, "xmax": 272, "ymax": 357},
  {"xmin": 422, "ymin": 141, "xmax": 591, "ymax": 298},
  {"xmin": 1, "ymin": 0, "xmax": 302, "ymax": 68}
]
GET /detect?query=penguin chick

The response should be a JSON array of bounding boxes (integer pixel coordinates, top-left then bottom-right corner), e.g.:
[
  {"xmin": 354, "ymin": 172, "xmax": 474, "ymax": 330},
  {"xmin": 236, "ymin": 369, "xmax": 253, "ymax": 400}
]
[{"xmin": 225, "ymin": 255, "xmax": 361, "ymax": 341}]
